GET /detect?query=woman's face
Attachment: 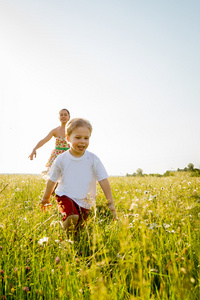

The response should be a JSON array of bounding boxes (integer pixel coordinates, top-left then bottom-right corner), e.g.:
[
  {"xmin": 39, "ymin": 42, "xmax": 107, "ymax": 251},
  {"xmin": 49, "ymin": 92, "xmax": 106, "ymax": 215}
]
[{"xmin": 59, "ymin": 110, "xmax": 70, "ymax": 123}]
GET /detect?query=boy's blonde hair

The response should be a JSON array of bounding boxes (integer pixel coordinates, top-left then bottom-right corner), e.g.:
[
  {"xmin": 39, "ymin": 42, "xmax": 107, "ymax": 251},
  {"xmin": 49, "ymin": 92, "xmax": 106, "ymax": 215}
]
[{"xmin": 66, "ymin": 118, "xmax": 93, "ymax": 136}]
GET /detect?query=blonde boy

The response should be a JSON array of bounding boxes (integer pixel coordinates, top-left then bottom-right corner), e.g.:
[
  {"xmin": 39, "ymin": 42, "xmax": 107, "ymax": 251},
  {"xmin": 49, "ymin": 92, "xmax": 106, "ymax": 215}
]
[{"xmin": 41, "ymin": 118, "xmax": 117, "ymax": 231}]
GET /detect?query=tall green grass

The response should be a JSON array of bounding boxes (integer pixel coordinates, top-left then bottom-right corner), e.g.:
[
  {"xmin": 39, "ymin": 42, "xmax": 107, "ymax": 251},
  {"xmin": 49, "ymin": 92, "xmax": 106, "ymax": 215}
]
[{"xmin": 0, "ymin": 174, "xmax": 200, "ymax": 299}]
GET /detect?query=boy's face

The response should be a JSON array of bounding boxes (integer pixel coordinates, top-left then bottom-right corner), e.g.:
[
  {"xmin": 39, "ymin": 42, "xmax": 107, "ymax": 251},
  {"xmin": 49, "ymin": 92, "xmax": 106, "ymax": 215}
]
[
  {"xmin": 67, "ymin": 126, "xmax": 91, "ymax": 157},
  {"xmin": 59, "ymin": 110, "xmax": 70, "ymax": 123}
]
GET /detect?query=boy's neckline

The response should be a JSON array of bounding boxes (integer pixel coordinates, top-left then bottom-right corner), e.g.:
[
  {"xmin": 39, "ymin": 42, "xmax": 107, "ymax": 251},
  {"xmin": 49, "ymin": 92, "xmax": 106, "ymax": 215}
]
[{"xmin": 68, "ymin": 150, "xmax": 87, "ymax": 159}]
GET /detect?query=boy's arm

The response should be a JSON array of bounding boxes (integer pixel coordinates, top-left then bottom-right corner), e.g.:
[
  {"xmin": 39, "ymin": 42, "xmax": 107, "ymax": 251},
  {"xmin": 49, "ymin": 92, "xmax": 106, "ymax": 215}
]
[
  {"xmin": 98, "ymin": 178, "xmax": 117, "ymax": 219},
  {"xmin": 41, "ymin": 179, "xmax": 57, "ymax": 210}
]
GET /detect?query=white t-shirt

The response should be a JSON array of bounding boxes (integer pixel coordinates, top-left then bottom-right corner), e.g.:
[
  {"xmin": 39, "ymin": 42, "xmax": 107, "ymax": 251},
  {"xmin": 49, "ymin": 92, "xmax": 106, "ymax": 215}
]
[{"xmin": 48, "ymin": 150, "xmax": 108, "ymax": 209}]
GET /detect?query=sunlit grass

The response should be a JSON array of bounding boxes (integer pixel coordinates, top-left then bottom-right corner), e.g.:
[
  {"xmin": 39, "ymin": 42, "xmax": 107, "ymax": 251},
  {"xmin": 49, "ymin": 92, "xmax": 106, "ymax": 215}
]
[{"xmin": 0, "ymin": 174, "xmax": 200, "ymax": 299}]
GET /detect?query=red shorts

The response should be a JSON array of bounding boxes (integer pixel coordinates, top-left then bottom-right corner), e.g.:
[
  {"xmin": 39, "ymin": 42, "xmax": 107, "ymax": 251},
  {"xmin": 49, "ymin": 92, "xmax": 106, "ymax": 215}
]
[{"xmin": 56, "ymin": 195, "xmax": 90, "ymax": 223}]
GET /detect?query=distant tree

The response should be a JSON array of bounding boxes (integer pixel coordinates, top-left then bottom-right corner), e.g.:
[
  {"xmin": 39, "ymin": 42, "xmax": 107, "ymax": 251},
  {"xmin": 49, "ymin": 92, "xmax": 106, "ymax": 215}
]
[
  {"xmin": 187, "ymin": 163, "xmax": 194, "ymax": 171},
  {"xmin": 163, "ymin": 170, "xmax": 175, "ymax": 177},
  {"xmin": 136, "ymin": 168, "xmax": 143, "ymax": 176}
]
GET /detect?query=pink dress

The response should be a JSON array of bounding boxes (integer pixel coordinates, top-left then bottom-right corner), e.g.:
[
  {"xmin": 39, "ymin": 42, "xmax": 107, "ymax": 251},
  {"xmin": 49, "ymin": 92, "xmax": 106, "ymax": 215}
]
[{"xmin": 46, "ymin": 136, "xmax": 70, "ymax": 170}]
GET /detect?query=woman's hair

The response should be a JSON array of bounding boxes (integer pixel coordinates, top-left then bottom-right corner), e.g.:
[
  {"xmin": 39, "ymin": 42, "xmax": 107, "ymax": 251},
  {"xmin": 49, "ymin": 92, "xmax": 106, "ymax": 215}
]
[
  {"xmin": 59, "ymin": 108, "xmax": 70, "ymax": 117},
  {"xmin": 67, "ymin": 118, "xmax": 93, "ymax": 136}
]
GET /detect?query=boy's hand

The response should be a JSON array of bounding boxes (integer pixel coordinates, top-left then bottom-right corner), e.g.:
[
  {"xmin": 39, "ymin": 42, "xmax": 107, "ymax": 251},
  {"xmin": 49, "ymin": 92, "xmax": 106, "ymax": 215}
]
[
  {"xmin": 40, "ymin": 199, "xmax": 52, "ymax": 211},
  {"xmin": 111, "ymin": 209, "xmax": 117, "ymax": 220},
  {"xmin": 108, "ymin": 203, "xmax": 117, "ymax": 219}
]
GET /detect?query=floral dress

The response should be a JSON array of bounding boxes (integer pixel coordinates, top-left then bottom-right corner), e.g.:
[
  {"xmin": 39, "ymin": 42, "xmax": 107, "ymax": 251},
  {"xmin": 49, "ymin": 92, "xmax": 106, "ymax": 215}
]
[{"xmin": 46, "ymin": 136, "xmax": 70, "ymax": 170}]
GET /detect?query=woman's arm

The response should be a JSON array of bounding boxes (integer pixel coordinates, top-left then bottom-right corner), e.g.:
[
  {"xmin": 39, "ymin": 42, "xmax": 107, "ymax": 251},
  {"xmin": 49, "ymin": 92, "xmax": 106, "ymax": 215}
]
[{"xmin": 28, "ymin": 129, "xmax": 55, "ymax": 160}]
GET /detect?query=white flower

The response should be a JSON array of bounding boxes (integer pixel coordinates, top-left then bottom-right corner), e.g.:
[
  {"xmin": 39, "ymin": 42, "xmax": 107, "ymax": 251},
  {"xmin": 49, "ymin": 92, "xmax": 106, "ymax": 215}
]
[
  {"xmin": 129, "ymin": 202, "xmax": 138, "ymax": 210},
  {"xmin": 50, "ymin": 220, "xmax": 59, "ymax": 227},
  {"xmin": 38, "ymin": 237, "xmax": 49, "ymax": 246},
  {"xmin": 65, "ymin": 239, "xmax": 74, "ymax": 244}
]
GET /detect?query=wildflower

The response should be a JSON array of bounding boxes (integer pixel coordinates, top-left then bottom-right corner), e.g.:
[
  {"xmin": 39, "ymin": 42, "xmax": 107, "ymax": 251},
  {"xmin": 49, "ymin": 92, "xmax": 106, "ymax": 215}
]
[
  {"xmin": 149, "ymin": 195, "xmax": 157, "ymax": 201},
  {"xmin": 190, "ymin": 278, "xmax": 195, "ymax": 283},
  {"xmin": 55, "ymin": 257, "xmax": 60, "ymax": 264},
  {"xmin": 150, "ymin": 268, "xmax": 158, "ymax": 273},
  {"xmin": 50, "ymin": 220, "xmax": 59, "ymax": 227},
  {"xmin": 11, "ymin": 288, "xmax": 15, "ymax": 293},
  {"xmin": 65, "ymin": 239, "xmax": 74, "ymax": 244},
  {"xmin": 163, "ymin": 223, "xmax": 171, "ymax": 229},
  {"xmin": 1, "ymin": 269, "xmax": 4, "ymax": 275},
  {"xmin": 180, "ymin": 268, "xmax": 187, "ymax": 274},
  {"xmin": 38, "ymin": 237, "xmax": 49, "ymax": 246},
  {"xmin": 149, "ymin": 223, "xmax": 158, "ymax": 229},
  {"xmin": 129, "ymin": 202, "xmax": 138, "ymax": 210},
  {"xmin": 23, "ymin": 286, "xmax": 29, "ymax": 292},
  {"xmin": 193, "ymin": 189, "xmax": 198, "ymax": 196},
  {"xmin": 44, "ymin": 203, "xmax": 52, "ymax": 207}
]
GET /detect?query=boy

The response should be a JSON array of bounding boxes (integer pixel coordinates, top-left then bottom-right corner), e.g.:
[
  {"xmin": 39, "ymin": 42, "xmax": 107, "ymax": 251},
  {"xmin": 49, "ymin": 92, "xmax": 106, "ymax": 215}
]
[{"xmin": 41, "ymin": 118, "xmax": 117, "ymax": 231}]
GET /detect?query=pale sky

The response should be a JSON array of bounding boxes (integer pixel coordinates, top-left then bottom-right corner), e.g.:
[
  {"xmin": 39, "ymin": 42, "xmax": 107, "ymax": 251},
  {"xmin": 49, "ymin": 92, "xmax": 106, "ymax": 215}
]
[{"xmin": 0, "ymin": 0, "xmax": 199, "ymax": 176}]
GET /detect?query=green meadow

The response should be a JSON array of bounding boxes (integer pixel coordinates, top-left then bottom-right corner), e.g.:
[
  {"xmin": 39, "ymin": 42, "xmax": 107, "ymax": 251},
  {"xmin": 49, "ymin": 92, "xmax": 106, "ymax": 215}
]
[{"xmin": 0, "ymin": 174, "xmax": 200, "ymax": 299}]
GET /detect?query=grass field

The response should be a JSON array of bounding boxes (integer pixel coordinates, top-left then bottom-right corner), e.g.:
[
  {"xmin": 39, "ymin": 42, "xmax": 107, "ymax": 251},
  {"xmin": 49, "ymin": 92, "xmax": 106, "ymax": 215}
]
[{"xmin": 0, "ymin": 173, "xmax": 200, "ymax": 299}]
